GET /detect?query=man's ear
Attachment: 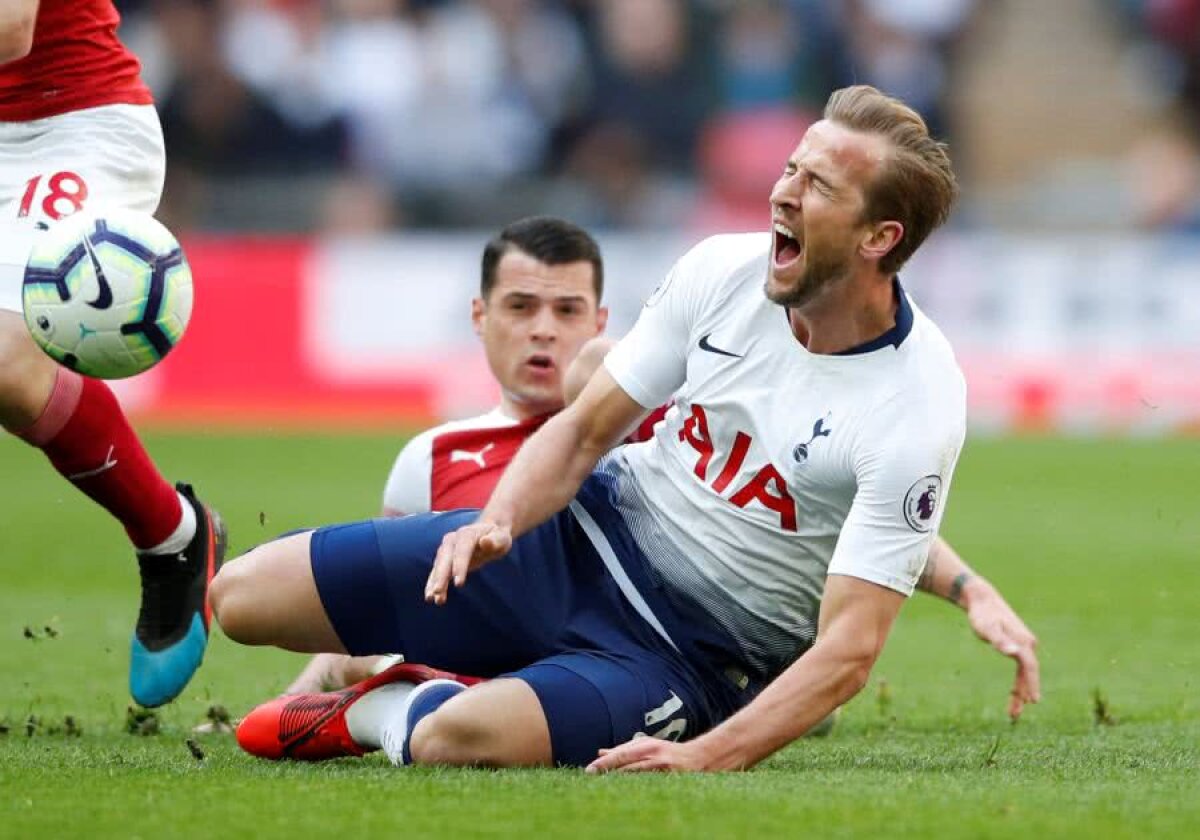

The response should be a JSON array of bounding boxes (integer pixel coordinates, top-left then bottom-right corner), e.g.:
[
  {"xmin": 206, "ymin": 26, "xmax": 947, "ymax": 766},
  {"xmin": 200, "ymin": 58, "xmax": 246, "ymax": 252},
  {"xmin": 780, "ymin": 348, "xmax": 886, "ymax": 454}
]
[
  {"xmin": 860, "ymin": 221, "xmax": 904, "ymax": 265},
  {"xmin": 471, "ymin": 297, "xmax": 485, "ymax": 338},
  {"xmin": 595, "ymin": 306, "xmax": 609, "ymax": 334}
]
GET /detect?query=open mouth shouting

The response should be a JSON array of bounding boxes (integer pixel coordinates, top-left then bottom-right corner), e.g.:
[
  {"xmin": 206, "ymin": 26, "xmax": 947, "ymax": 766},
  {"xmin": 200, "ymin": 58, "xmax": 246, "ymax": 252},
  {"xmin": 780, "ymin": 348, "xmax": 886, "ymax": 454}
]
[{"xmin": 773, "ymin": 220, "xmax": 804, "ymax": 270}]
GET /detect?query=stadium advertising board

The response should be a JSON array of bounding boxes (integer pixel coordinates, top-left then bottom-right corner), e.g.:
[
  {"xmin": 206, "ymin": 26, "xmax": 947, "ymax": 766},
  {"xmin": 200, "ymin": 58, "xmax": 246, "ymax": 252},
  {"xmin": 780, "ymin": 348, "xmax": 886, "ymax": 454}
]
[{"xmin": 110, "ymin": 233, "xmax": 1200, "ymax": 434}]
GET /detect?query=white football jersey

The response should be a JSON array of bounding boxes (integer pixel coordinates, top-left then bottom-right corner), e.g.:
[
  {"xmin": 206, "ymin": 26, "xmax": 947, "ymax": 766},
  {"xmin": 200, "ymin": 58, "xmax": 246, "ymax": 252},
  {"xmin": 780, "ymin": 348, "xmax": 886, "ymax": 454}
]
[{"xmin": 600, "ymin": 233, "xmax": 966, "ymax": 679}]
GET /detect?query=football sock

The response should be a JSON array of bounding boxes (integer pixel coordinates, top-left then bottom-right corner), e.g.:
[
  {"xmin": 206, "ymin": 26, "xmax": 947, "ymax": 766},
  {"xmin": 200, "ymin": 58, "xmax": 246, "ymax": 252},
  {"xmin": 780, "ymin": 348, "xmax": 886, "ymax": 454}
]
[
  {"xmin": 371, "ymin": 654, "xmax": 405, "ymax": 675},
  {"xmin": 380, "ymin": 680, "xmax": 466, "ymax": 766},
  {"xmin": 344, "ymin": 681, "xmax": 418, "ymax": 750},
  {"xmin": 138, "ymin": 493, "xmax": 196, "ymax": 556},
  {"xmin": 17, "ymin": 369, "xmax": 188, "ymax": 551}
]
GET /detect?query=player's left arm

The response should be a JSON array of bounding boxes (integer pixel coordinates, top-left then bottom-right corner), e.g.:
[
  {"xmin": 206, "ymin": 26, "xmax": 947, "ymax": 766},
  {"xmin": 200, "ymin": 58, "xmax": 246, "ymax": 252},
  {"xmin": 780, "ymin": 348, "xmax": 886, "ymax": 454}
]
[
  {"xmin": 917, "ymin": 535, "xmax": 1040, "ymax": 719},
  {"xmin": 0, "ymin": 0, "xmax": 38, "ymax": 64},
  {"xmin": 855, "ymin": 382, "xmax": 1040, "ymax": 721},
  {"xmin": 588, "ymin": 574, "xmax": 903, "ymax": 773}
]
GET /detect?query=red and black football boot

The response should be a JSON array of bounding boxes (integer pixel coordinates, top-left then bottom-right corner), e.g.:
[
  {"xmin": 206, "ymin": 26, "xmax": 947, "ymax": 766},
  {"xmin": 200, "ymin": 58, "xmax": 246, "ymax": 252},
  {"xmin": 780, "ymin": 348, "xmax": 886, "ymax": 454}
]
[{"xmin": 236, "ymin": 662, "xmax": 479, "ymax": 761}]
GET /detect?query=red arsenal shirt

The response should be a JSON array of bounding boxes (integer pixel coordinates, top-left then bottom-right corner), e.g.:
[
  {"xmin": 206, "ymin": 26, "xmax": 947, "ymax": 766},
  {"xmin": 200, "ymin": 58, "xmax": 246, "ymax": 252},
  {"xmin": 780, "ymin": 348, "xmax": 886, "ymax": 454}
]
[{"xmin": 0, "ymin": 0, "xmax": 152, "ymax": 122}]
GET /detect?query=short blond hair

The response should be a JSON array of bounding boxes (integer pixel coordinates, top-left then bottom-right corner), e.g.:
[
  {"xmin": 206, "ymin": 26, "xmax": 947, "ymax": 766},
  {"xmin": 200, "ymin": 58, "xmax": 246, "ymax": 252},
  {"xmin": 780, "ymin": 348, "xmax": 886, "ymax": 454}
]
[{"xmin": 824, "ymin": 85, "xmax": 958, "ymax": 275}]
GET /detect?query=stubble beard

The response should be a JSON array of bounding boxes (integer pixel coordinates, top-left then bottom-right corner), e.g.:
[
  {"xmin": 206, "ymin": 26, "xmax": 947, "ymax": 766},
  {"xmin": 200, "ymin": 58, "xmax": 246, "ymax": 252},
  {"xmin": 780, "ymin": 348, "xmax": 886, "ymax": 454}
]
[{"xmin": 763, "ymin": 250, "xmax": 848, "ymax": 309}]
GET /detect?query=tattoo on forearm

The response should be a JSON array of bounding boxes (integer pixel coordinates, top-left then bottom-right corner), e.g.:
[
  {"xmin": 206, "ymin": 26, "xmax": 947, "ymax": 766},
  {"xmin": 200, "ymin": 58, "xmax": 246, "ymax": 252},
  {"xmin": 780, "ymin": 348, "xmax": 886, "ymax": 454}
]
[
  {"xmin": 918, "ymin": 556, "xmax": 937, "ymax": 591},
  {"xmin": 948, "ymin": 572, "xmax": 973, "ymax": 605}
]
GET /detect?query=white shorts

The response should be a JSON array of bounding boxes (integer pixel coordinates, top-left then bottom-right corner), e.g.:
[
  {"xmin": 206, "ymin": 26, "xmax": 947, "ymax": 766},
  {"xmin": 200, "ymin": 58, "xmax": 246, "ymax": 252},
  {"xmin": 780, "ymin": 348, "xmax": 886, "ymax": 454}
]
[{"xmin": 0, "ymin": 104, "xmax": 165, "ymax": 313}]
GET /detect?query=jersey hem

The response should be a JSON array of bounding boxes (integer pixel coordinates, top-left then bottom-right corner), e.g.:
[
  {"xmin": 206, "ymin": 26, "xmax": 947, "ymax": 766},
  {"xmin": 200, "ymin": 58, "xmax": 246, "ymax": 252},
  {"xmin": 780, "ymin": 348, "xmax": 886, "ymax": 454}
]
[
  {"xmin": 0, "ymin": 88, "xmax": 154, "ymax": 123},
  {"xmin": 604, "ymin": 362, "xmax": 661, "ymax": 410},
  {"xmin": 826, "ymin": 568, "xmax": 916, "ymax": 597}
]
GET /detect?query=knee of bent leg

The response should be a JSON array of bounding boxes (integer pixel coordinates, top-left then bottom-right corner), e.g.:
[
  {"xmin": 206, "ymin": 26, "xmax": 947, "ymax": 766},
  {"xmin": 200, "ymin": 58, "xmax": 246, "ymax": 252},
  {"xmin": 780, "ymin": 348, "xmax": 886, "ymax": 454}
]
[
  {"xmin": 409, "ymin": 702, "xmax": 495, "ymax": 767},
  {"xmin": 209, "ymin": 561, "xmax": 260, "ymax": 645},
  {"xmin": 409, "ymin": 682, "xmax": 551, "ymax": 768},
  {"xmin": 212, "ymin": 531, "xmax": 323, "ymax": 650}
]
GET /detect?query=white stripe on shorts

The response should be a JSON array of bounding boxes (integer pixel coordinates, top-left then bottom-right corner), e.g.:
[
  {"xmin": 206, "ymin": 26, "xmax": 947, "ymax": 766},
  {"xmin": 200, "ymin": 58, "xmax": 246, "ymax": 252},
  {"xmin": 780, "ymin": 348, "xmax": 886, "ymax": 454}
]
[{"xmin": 568, "ymin": 500, "xmax": 679, "ymax": 652}]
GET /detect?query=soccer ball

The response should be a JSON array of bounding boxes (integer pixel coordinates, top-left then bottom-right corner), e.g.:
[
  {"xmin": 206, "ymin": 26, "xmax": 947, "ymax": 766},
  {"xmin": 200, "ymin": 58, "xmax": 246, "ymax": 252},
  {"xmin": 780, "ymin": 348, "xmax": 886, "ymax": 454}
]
[{"xmin": 22, "ymin": 209, "xmax": 193, "ymax": 379}]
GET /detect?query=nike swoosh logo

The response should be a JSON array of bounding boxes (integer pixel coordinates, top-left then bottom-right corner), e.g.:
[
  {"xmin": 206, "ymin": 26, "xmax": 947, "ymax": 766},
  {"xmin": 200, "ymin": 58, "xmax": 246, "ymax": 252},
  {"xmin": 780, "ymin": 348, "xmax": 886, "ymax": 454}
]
[
  {"xmin": 67, "ymin": 445, "xmax": 118, "ymax": 480},
  {"xmin": 82, "ymin": 233, "xmax": 113, "ymax": 311},
  {"xmin": 698, "ymin": 333, "xmax": 743, "ymax": 358}
]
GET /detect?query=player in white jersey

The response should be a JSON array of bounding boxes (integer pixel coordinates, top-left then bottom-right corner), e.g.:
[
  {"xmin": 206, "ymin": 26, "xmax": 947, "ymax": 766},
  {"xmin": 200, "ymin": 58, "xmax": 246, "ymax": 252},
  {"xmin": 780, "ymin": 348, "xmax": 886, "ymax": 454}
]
[
  {"xmin": 212, "ymin": 86, "xmax": 1039, "ymax": 771},
  {"xmin": 569, "ymin": 334, "xmax": 1037, "ymax": 715}
]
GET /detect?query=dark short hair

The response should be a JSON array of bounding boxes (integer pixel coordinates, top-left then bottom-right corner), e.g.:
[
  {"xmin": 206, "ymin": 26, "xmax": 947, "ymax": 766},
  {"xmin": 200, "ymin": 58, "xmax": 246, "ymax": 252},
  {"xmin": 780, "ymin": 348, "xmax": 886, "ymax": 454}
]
[{"xmin": 481, "ymin": 216, "xmax": 604, "ymax": 301}]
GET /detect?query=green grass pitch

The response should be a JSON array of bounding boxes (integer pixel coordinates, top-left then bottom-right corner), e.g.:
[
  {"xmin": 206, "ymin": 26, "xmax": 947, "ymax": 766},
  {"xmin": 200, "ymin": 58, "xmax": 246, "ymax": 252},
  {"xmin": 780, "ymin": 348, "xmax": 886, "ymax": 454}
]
[{"xmin": 1, "ymin": 432, "xmax": 1198, "ymax": 838}]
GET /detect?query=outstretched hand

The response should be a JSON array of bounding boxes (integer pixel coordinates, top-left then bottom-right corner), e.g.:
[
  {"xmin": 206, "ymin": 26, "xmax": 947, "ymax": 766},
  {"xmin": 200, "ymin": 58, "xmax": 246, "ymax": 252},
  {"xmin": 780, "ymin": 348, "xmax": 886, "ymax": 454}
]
[
  {"xmin": 965, "ymin": 585, "xmax": 1041, "ymax": 719},
  {"xmin": 424, "ymin": 521, "xmax": 512, "ymax": 605},
  {"xmin": 586, "ymin": 735, "xmax": 713, "ymax": 774}
]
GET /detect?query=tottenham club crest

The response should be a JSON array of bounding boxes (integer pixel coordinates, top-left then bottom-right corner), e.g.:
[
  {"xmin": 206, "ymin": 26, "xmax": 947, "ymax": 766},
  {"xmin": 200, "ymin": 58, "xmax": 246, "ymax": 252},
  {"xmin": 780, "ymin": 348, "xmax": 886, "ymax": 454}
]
[
  {"xmin": 793, "ymin": 415, "xmax": 833, "ymax": 464},
  {"xmin": 903, "ymin": 475, "xmax": 943, "ymax": 532}
]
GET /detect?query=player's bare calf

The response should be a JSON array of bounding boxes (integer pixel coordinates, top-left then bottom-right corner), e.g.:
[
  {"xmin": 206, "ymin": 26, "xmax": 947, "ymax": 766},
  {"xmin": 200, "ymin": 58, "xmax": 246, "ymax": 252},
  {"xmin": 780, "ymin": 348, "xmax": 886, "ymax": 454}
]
[{"xmin": 0, "ymin": 312, "xmax": 58, "ymax": 430}]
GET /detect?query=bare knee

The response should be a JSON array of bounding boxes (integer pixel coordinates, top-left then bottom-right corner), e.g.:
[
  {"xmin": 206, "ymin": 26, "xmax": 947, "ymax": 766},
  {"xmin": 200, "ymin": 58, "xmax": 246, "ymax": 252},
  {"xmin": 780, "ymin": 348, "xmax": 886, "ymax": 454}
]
[
  {"xmin": 210, "ymin": 531, "xmax": 344, "ymax": 654},
  {"xmin": 408, "ymin": 680, "xmax": 551, "ymax": 768},
  {"xmin": 209, "ymin": 542, "xmax": 291, "ymax": 647},
  {"xmin": 0, "ymin": 313, "xmax": 57, "ymax": 430},
  {"xmin": 409, "ymin": 703, "xmax": 499, "ymax": 767},
  {"xmin": 209, "ymin": 559, "xmax": 263, "ymax": 646}
]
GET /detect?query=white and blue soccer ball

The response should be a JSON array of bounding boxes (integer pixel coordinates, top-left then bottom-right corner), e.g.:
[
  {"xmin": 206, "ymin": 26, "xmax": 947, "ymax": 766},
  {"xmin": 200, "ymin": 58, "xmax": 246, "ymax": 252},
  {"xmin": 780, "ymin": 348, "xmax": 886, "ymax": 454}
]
[{"xmin": 22, "ymin": 208, "xmax": 193, "ymax": 379}]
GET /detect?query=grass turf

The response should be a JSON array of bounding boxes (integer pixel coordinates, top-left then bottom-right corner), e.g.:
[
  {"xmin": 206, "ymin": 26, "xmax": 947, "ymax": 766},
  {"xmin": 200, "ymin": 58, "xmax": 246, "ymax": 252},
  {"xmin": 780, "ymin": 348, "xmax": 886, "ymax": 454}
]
[{"xmin": 1, "ymin": 432, "xmax": 1198, "ymax": 838}]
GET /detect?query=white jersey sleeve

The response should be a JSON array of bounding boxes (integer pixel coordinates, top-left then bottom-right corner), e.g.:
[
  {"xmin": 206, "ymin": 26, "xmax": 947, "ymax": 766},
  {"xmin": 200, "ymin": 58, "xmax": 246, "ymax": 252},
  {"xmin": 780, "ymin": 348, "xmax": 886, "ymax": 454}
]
[
  {"xmin": 381, "ymin": 429, "xmax": 435, "ymax": 515},
  {"xmin": 827, "ymin": 381, "xmax": 967, "ymax": 596},
  {"xmin": 603, "ymin": 237, "xmax": 727, "ymax": 409}
]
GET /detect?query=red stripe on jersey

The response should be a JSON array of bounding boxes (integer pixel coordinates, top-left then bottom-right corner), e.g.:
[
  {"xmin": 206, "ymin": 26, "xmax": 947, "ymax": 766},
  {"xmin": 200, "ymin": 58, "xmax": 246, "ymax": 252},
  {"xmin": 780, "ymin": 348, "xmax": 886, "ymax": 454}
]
[
  {"xmin": 626, "ymin": 403, "xmax": 671, "ymax": 444},
  {"xmin": 0, "ymin": 0, "xmax": 152, "ymax": 122},
  {"xmin": 426, "ymin": 403, "xmax": 671, "ymax": 511},
  {"xmin": 429, "ymin": 414, "xmax": 553, "ymax": 510}
]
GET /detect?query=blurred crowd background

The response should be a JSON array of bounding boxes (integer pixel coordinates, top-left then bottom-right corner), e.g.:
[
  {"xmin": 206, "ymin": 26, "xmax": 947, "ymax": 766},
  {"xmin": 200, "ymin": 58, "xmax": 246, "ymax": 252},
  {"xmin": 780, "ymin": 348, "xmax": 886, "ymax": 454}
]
[{"xmin": 113, "ymin": 0, "xmax": 1200, "ymax": 236}]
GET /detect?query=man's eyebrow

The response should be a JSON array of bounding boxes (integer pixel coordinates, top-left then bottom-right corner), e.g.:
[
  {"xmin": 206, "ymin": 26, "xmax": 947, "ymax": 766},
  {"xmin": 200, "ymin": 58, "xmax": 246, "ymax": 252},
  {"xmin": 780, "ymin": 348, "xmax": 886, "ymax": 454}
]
[
  {"xmin": 500, "ymin": 291, "xmax": 589, "ymax": 303},
  {"xmin": 806, "ymin": 164, "xmax": 836, "ymax": 188},
  {"xmin": 786, "ymin": 157, "xmax": 836, "ymax": 189}
]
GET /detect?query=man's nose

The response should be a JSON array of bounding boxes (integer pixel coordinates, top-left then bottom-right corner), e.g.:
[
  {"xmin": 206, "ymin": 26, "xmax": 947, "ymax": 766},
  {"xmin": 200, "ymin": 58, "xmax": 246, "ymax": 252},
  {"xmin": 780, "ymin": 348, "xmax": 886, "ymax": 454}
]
[{"xmin": 530, "ymin": 308, "xmax": 558, "ymax": 341}]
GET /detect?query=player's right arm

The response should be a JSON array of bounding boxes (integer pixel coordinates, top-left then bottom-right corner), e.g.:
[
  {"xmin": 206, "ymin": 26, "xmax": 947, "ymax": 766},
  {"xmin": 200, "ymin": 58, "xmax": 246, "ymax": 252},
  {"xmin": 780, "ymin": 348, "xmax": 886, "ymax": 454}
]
[
  {"xmin": 0, "ymin": 0, "xmax": 38, "ymax": 64},
  {"xmin": 425, "ymin": 367, "xmax": 646, "ymax": 603},
  {"xmin": 426, "ymin": 239, "xmax": 710, "ymax": 604}
]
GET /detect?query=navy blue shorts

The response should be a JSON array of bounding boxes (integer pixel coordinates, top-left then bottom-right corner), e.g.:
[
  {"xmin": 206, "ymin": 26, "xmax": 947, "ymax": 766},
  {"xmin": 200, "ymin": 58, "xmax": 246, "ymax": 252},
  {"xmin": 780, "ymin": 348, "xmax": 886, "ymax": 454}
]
[{"xmin": 310, "ymin": 475, "xmax": 757, "ymax": 767}]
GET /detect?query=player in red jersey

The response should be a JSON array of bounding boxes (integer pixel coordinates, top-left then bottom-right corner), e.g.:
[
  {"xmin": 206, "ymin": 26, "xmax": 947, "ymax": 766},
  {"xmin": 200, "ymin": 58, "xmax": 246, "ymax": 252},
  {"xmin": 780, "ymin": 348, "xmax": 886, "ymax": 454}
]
[
  {"xmin": 0, "ymin": 0, "xmax": 225, "ymax": 708},
  {"xmin": 238, "ymin": 216, "xmax": 1036, "ymax": 761},
  {"xmin": 278, "ymin": 216, "xmax": 612, "ymax": 697}
]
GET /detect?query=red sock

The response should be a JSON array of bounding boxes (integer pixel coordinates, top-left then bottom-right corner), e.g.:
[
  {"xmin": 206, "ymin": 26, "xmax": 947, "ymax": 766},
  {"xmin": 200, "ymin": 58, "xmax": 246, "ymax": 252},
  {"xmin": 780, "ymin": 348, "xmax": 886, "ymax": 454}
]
[{"xmin": 18, "ymin": 368, "xmax": 183, "ymax": 550}]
